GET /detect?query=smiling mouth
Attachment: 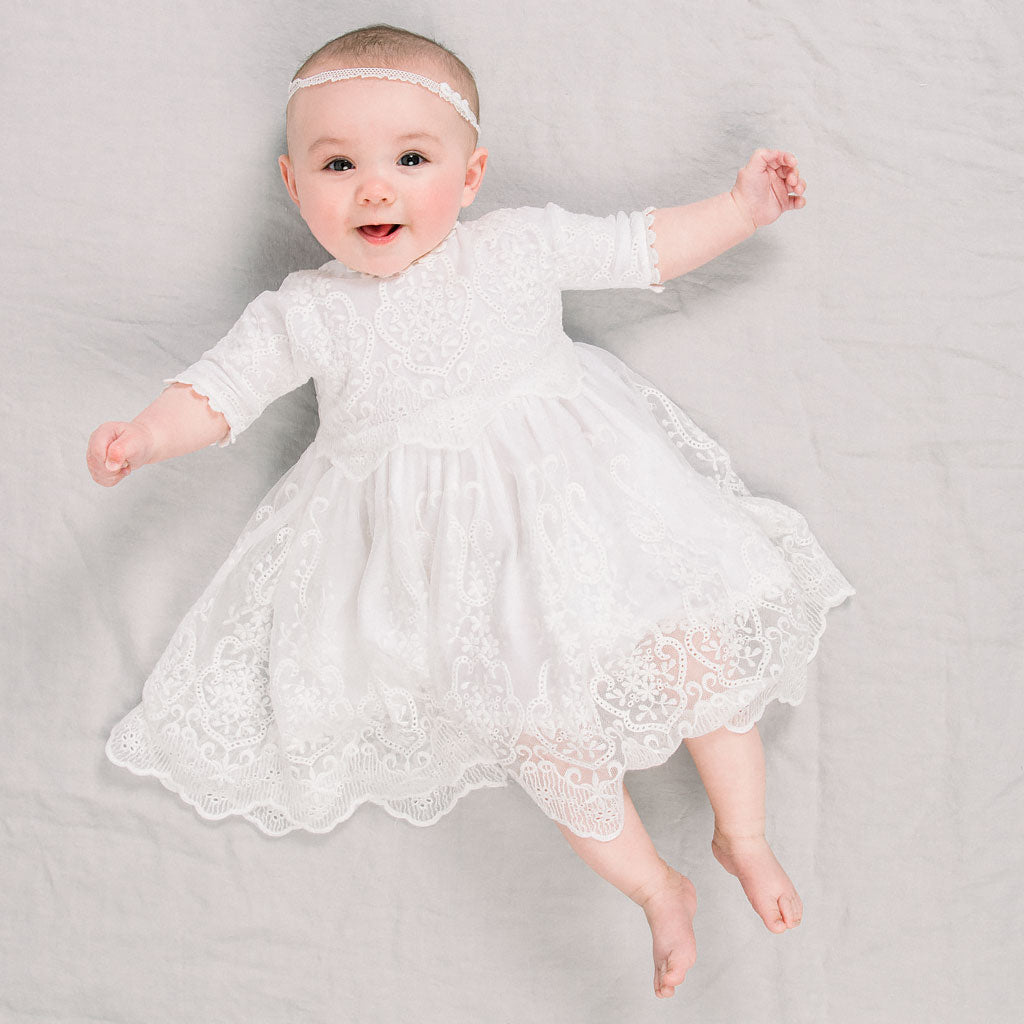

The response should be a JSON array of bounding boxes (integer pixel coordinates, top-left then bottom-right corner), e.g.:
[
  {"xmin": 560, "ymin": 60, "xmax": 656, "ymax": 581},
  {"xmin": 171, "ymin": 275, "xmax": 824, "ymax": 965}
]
[{"xmin": 358, "ymin": 223, "xmax": 403, "ymax": 243}]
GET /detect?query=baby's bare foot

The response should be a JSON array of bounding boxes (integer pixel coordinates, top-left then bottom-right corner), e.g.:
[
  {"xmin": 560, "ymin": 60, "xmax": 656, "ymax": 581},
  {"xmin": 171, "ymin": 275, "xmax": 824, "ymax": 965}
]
[
  {"xmin": 633, "ymin": 863, "xmax": 698, "ymax": 999},
  {"xmin": 711, "ymin": 826, "xmax": 802, "ymax": 932}
]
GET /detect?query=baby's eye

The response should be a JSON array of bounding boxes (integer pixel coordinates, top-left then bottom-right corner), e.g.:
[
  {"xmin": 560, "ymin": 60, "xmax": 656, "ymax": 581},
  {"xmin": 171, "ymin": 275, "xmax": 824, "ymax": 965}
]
[
  {"xmin": 398, "ymin": 152, "xmax": 426, "ymax": 167},
  {"xmin": 325, "ymin": 158, "xmax": 353, "ymax": 172}
]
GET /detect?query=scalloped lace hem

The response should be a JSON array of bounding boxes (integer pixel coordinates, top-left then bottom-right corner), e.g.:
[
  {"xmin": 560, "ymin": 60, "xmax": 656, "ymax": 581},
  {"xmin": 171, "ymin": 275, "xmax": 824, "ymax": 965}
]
[
  {"xmin": 106, "ymin": 678, "xmax": 811, "ymax": 842},
  {"xmin": 105, "ymin": 733, "xmax": 511, "ymax": 837},
  {"xmin": 104, "ymin": 569, "xmax": 852, "ymax": 843}
]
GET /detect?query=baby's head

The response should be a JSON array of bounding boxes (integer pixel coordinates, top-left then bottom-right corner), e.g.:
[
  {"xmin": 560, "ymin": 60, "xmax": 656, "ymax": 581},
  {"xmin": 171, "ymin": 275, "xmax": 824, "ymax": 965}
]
[{"xmin": 279, "ymin": 25, "xmax": 487, "ymax": 278}]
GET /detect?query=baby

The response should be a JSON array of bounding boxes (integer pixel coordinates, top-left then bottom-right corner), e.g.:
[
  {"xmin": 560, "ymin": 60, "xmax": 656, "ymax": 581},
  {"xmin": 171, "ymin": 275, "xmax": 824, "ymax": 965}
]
[{"xmin": 88, "ymin": 25, "xmax": 854, "ymax": 1001}]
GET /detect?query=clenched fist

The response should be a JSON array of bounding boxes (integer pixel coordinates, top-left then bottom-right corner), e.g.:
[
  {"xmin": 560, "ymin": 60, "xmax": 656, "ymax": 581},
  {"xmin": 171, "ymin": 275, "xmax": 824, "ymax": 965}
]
[{"xmin": 86, "ymin": 420, "xmax": 156, "ymax": 487}]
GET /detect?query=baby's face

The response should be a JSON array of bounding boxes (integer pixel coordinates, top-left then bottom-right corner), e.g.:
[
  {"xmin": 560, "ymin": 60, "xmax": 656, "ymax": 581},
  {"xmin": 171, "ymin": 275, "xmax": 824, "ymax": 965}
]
[{"xmin": 279, "ymin": 69, "xmax": 487, "ymax": 277}]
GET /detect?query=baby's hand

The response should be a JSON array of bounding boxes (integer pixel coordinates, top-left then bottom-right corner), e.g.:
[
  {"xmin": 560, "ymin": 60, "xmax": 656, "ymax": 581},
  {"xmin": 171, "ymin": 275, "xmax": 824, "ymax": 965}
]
[
  {"xmin": 86, "ymin": 421, "xmax": 156, "ymax": 487},
  {"xmin": 730, "ymin": 149, "xmax": 806, "ymax": 230}
]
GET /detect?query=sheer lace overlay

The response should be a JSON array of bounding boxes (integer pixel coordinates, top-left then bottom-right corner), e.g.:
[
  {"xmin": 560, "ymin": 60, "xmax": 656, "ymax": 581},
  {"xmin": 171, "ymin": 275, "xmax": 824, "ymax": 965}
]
[{"xmin": 108, "ymin": 205, "xmax": 854, "ymax": 840}]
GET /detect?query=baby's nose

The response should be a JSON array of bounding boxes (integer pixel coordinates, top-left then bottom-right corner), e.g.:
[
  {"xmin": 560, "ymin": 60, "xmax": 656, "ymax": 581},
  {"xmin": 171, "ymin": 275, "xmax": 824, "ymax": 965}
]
[{"xmin": 356, "ymin": 173, "xmax": 395, "ymax": 205}]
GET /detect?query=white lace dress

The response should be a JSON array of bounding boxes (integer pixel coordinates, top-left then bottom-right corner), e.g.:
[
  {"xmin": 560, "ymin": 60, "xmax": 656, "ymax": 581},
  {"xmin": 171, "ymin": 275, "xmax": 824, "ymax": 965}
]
[{"xmin": 105, "ymin": 203, "xmax": 855, "ymax": 839}]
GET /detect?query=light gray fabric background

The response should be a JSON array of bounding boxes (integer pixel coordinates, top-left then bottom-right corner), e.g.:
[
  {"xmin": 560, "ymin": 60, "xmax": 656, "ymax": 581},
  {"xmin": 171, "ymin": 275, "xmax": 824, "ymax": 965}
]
[{"xmin": 3, "ymin": 0, "xmax": 1021, "ymax": 1021}]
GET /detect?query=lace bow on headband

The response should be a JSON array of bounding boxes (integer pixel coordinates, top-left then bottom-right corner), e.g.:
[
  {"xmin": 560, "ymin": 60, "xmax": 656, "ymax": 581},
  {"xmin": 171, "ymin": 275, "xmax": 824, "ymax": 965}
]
[{"xmin": 287, "ymin": 67, "xmax": 480, "ymax": 134}]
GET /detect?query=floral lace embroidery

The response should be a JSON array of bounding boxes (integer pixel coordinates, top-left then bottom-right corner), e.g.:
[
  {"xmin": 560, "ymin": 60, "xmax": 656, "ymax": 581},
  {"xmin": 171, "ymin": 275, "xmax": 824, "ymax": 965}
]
[
  {"xmin": 161, "ymin": 205, "xmax": 662, "ymax": 474},
  {"xmin": 107, "ymin": 205, "xmax": 855, "ymax": 840},
  {"xmin": 107, "ymin": 347, "xmax": 855, "ymax": 839}
]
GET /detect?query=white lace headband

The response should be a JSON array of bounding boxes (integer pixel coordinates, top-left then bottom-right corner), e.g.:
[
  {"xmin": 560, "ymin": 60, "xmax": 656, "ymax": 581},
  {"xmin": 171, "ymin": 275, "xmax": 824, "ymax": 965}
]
[{"xmin": 287, "ymin": 67, "xmax": 480, "ymax": 133}]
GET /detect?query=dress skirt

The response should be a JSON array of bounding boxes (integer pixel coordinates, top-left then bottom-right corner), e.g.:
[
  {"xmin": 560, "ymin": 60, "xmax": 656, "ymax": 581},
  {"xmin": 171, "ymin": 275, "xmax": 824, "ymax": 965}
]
[{"xmin": 106, "ymin": 341, "xmax": 855, "ymax": 840}]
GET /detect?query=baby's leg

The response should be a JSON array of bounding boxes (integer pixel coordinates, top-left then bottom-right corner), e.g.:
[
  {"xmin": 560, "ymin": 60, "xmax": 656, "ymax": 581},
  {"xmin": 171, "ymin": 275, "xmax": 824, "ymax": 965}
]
[
  {"xmin": 554, "ymin": 784, "xmax": 697, "ymax": 999},
  {"xmin": 683, "ymin": 724, "xmax": 802, "ymax": 932}
]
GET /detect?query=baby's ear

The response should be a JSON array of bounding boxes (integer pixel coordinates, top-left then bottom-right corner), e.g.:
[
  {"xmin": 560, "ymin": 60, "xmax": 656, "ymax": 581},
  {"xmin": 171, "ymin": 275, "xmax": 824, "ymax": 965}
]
[
  {"xmin": 461, "ymin": 148, "xmax": 488, "ymax": 208},
  {"xmin": 278, "ymin": 155, "xmax": 300, "ymax": 206}
]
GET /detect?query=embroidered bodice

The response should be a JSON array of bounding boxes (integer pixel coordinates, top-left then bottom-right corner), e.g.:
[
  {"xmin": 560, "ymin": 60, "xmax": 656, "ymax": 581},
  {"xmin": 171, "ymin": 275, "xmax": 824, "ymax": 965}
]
[{"xmin": 166, "ymin": 204, "xmax": 662, "ymax": 480}]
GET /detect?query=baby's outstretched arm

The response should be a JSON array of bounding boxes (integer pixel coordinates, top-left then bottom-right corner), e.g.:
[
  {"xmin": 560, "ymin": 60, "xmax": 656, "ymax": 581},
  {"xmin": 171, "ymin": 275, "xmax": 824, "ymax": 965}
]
[
  {"xmin": 651, "ymin": 149, "xmax": 806, "ymax": 282},
  {"xmin": 86, "ymin": 383, "xmax": 229, "ymax": 487}
]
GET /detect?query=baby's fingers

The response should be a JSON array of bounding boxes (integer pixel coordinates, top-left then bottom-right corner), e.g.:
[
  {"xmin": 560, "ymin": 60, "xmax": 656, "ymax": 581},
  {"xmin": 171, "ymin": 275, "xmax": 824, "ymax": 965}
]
[
  {"xmin": 772, "ymin": 151, "xmax": 799, "ymax": 174},
  {"xmin": 782, "ymin": 173, "xmax": 806, "ymax": 199},
  {"xmin": 87, "ymin": 421, "xmax": 135, "ymax": 485},
  {"xmin": 751, "ymin": 147, "xmax": 795, "ymax": 172},
  {"xmin": 101, "ymin": 424, "xmax": 127, "ymax": 469}
]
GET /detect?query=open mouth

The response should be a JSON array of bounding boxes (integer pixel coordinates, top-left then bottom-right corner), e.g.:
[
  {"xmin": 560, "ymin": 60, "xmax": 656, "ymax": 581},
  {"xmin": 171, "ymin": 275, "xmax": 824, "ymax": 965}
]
[{"xmin": 358, "ymin": 223, "xmax": 402, "ymax": 243}]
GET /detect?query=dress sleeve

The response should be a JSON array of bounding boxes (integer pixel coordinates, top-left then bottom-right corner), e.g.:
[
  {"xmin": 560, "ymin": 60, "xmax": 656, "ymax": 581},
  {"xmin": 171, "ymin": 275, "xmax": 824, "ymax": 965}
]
[
  {"xmin": 162, "ymin": 274, "xmax": 313, "ymax": 447},
  {"xmin": 531, "ymin": 202, "xmax": 664, "ymax": 293}
]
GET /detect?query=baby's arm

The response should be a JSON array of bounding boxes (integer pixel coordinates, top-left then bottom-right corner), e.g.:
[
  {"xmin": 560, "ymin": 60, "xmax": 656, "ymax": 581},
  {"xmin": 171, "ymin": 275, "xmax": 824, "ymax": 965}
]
[
  {"xmin": 86, "ymin": 383, "xmax": 229, "ymax": 487},
  {"xmin": 651, "ymin": 149, "xmax": 805, "ymax": 283}
]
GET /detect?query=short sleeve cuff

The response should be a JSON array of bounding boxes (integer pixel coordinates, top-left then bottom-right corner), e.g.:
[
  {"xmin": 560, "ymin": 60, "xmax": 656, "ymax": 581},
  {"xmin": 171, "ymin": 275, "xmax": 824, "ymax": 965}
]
[{"xmin": 641, "ymin": 207, "xmax": 665, "ymax": 294}]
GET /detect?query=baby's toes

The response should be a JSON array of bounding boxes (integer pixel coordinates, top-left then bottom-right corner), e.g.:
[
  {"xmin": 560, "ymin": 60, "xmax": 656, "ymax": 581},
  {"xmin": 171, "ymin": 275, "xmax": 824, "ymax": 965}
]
[
  {"xmin": 665, "ymin": 951, "xmax": 694, "ymax": 985},
  {"xmin": 760, "ymin": 891, "xmax": 803, "ymax": 932},
  {"xmin": 749, "ymin": 890, "xmax": 789, "ymax": 932},
  {"xmin": 655, "ymin": 962, "xmax": 675, "ymax": 999},
  {"xmin": 779, "ymin": 891, "xmax": 803, "ymax": 928},
  {"xmin": 656, "ymin": 952, "xmax": 694, "ymax": 997}
]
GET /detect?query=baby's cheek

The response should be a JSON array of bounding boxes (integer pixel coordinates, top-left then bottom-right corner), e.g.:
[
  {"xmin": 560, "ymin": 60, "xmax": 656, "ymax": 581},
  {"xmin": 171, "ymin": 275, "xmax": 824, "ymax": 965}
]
[
  {"xmin": 304, "ymin": 200, "xmax": 343, "ymax": 241},
  {"xmin": 422, "ymin": 180, "xmax": 464, "ymax": 224}
]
